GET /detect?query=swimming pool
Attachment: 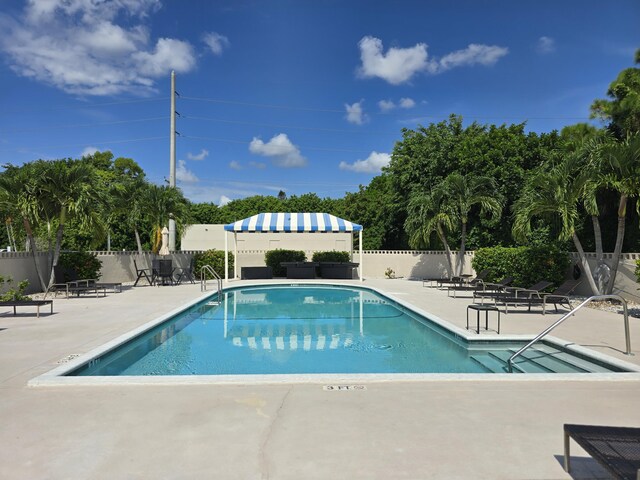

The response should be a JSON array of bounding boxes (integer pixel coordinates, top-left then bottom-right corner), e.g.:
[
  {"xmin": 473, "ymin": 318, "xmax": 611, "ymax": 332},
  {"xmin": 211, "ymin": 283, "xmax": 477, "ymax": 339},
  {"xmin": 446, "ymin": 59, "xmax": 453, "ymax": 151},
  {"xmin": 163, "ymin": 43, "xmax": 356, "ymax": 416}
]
[{"xmin": 64, "ymin": 285, "xmax": 632, "ymax": 377}]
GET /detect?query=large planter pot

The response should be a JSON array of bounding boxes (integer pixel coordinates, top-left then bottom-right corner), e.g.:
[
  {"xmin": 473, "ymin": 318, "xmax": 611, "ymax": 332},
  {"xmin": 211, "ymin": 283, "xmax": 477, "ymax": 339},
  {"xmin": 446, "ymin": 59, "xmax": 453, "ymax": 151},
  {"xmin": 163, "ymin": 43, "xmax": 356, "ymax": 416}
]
[
  {"xmin": 241, "ymin": 266, "xmax": 273, "ymax": 280},
  {"xmin": 281, "ymin": 262, "xmax": 318, "ymax": 279},
  {"xmin": 318, "ymin": 262, "xmax": 358, "ymax": 279}
]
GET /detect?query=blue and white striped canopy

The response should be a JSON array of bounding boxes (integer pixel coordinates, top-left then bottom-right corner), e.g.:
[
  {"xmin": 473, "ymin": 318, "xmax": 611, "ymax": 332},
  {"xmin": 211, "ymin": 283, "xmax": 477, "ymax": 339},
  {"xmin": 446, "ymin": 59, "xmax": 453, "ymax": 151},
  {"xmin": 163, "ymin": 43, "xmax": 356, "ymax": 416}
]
[{"xmin": 224, "ymin": 213, "xmax": 362, "ymax": 233}]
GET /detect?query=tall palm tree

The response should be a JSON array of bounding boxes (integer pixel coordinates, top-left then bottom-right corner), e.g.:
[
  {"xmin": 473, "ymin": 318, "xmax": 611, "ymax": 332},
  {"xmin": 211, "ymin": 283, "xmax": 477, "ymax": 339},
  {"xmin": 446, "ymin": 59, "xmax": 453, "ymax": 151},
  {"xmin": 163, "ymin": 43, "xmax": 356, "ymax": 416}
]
[
  {"xmin": 38, "ymin": 160, "xmax": 107, "ymax": 289},
  {"xmin": 405, "ymin": 191, "xmax": 456, "ymax": 278},
  {"xmin": 140, "ymin": 184, "xmax": 191, "ymax": 254},
  {"xmin": 599, "ymin": 133, "xmax": 640, "ymax": 294},
  {"xmin": 0, "ymin": 163, "xmax": 48, "ymax": 290},
  {"xmin": 513, "ymin": 160, "xmax": 600, "ymax": 294},
  {"xmin": 436, "ymin": 173, "xmax": 503, "ymax": 275}
]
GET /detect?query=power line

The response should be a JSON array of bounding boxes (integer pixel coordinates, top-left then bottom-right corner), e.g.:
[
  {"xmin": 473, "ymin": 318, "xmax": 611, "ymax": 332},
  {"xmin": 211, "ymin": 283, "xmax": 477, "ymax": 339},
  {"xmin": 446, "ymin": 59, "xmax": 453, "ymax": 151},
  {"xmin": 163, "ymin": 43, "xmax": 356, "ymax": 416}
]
[
  {"xmin": 1, "ymin": 97, "xmax": 168, "ymax": 115},
  {"xmin": 181, "ymin": 135, "xmax": 373, "ymax": 154},
  {"xmin": 180, "ymin": 95, "xmax": 344, "ymax": 113},
  {"xmin": 0, "ymin": 136, "xmax": 166, "ymax": 152},
  {"xmin": 181, "ymin": 115, "xmax": 398, "ymax": 135},
  {"xmin": 1, "ymin": 116, "xmax": 169, "ymax": 134}
]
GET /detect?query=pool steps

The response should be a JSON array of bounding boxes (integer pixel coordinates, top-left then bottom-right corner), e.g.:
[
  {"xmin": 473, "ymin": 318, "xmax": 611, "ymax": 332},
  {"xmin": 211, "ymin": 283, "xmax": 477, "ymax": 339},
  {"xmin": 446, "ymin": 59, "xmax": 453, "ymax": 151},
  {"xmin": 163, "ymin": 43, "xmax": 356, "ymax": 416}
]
[{"xmin": 470, "ymin": 344, "xmax": 619, "ymax": 373}]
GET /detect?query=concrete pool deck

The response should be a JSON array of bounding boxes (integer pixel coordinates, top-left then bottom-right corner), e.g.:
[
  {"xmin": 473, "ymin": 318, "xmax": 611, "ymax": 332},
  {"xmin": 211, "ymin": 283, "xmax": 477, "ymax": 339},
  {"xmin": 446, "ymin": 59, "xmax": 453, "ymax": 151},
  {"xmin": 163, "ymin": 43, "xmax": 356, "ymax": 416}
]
[{"xmin": 1, "ymin": 278, "xmax": 639, "ymax": 479}]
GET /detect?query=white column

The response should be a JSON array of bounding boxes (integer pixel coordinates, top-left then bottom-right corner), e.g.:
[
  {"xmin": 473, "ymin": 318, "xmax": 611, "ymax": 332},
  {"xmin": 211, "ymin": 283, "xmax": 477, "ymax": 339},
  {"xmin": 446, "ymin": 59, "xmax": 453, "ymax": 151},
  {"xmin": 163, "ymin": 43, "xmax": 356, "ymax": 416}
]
[
  {"xmin": 359, "ymin": 229, "xmax": 363, "ymax": 281},
  {"xmin": 234, "ymin": 232, "xmax": 238, "ymax": 279},
  {"xmin": 224, "ymin": 231, "xmax": 228, "ymax": 281}
]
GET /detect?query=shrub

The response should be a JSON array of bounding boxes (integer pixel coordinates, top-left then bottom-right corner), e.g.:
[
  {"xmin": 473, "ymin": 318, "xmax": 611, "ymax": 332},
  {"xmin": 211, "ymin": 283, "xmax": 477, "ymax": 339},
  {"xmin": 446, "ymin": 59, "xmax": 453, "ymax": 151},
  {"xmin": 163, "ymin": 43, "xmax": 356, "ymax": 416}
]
[
  {"xmin": 472, "ymin": 244, "xmax": 570, "ymax": 288},
  {"xmin": 311, "ymin": 251, "xmax": 351, "ymax": 263},
  {"xmin": 58, "ymin": 251, "xmax": 102, "ymax": 281},
  {"xmin": 193, "ymin": 250, "xmax": 233, "ymax": 279},
  {"xmin": 0, "ymin": 276, "xmax": 29, "ymax": 301},
  {"xmin": 635, "ymin": 259, "xmax": 640, "ymax": 284},
  {"xmin": 265, "ymin": 249, "xmax": 306, "ymax": 277}
]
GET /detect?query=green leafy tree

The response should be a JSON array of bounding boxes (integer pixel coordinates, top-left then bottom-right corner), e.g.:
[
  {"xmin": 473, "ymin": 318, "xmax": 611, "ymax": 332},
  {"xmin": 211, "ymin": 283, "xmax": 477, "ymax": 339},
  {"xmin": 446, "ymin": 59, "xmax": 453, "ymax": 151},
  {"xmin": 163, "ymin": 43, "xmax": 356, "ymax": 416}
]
[
  {"xmin": 591, "ymin": 48, "xmax": 640, "ymax": 136},
  {"xmin": 0, "ymin": 162, "xmax": 49, "ymax": 290},
  {"xmin": 404, "ymin": 191, "xmax": 455, "ymax": 278},
  {"xmin": 513, "ymin": 160, "xmax": 600, "ymax": 294},
  {"xmin": 38, "ymin": 159, "xmax": 107, "ymax": 289},
  {"xmin": 598, "ymin": 133, "xmax": 640, "ymax": 293},
  {"xmin": 140, "ymin": 184, "xmax": 191, "ymax": 253}
]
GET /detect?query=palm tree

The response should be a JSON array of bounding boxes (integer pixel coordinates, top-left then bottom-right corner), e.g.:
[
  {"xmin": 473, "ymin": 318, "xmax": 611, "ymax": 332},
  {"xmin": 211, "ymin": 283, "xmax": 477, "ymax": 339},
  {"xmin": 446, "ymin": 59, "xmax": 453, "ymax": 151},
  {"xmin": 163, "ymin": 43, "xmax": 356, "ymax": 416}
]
[
  {"xmin": 0, "ymin": 163, "xmax": 48, "ymax": 290},
  {"xmin": 513, "ymin": 160, "xmax": 600, "ymax": 294},
  {"xmin": 38, "ymin": 160, "xmax": 107, "ymax": 289},
  {"xmin": 436, "ymin": 173, "xmax": 503, "ymax": 275},
  {"xmin": 140, "ymin": 184, "xmax": 191, "ymax": 253},
  {"xmin": 405, "ymin": 191, "xmax": 456, "ymax": 278},
  {"xmin": 599, "ymin": 133, "xmax": 640, "ymax": 294}
]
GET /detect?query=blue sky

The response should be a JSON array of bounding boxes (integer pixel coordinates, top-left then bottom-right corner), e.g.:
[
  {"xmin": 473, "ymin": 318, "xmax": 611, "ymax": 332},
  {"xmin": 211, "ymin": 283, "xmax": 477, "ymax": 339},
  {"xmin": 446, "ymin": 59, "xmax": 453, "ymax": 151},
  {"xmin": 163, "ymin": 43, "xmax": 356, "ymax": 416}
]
[{"xmin": 0, "ymin": 0, "xmax": 638, "ymax": 205}]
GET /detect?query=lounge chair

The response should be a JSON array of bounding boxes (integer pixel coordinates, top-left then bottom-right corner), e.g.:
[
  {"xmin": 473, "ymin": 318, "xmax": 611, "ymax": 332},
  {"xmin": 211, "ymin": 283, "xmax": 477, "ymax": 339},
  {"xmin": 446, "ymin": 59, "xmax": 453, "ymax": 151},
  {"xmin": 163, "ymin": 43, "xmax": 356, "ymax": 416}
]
[
  {"xmin": 495, "ymin": 280, "xmax": 581, "ymax": 315},
  {"xmin": 46, "ymin": 266, "xmax": 106, "ymax": 299},
  {"xmin": 133, "ymin": 259, "xmax": 154, "ymax": 286},
  {"xmin": 0, "ymin": 299, "xmax": 53, "ymax": 318},
  {"xmin": 564, "ymin": 424, "xmax": 640, "ymax": 480},
  {"xmin": 527, "ymin": 279, "xmax": 582, "ymax": 314},
  {"xmin": 444, "ymin": 270, "xmax": 490, "ymax": 296},
  {"xmin": 491, "ymin": 280, "xmax": 553, "ymax": 313}
]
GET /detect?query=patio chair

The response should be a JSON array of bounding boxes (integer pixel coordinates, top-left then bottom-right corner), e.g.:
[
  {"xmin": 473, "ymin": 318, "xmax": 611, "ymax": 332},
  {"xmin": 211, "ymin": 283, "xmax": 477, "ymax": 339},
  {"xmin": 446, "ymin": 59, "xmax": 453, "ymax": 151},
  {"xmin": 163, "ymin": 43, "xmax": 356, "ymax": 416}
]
[
  {"xmin": 564, "ymin": 424, "xmax": 640, "ymax": 480},
  {"xmin": 175, "ymin": 257, "xmax": 196, "ymax": 284},
  {"xmin": 133, "ymin": 259, "xmax": 154, "ymax": 286},
  {"xmin": 153, "ymin": 259, "xmax": 175, "ymax": 286}
]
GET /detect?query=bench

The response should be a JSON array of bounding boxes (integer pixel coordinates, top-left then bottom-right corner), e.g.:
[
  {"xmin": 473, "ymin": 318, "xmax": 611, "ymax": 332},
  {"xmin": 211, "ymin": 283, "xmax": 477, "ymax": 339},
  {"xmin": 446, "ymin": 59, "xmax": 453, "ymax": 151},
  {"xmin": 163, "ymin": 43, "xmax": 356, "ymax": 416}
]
[
  {"xmin": 564, "ymin": 424, "xmax": 640, "ymax": 480},
  {"xmin": 0, "ymin": 300, "xmax": 54, "ymax": 318}
]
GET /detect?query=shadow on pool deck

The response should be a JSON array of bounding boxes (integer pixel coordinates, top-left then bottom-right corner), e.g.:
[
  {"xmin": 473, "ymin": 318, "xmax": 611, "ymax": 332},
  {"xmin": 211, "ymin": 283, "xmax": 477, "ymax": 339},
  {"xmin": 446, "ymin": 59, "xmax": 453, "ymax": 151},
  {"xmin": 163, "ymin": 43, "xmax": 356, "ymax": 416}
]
[{"xmin": 0, "ymin": 278, "xmax": 638, "ymax": 479}]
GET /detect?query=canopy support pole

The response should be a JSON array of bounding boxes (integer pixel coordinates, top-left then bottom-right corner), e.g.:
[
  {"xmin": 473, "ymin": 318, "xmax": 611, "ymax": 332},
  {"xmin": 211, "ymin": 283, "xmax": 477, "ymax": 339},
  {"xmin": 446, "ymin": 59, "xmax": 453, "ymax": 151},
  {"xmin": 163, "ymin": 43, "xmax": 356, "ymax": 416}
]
[
  {"xmin": 359, "ymin": 229, "xmax": 363, "ymax": 281},
  {"xmin": 233, "ymin": 232, "xmax": 238, "ymax": 279},
  {"xmin": 224, "ymin": 231, "xmax": 228, "ymax": 281}
]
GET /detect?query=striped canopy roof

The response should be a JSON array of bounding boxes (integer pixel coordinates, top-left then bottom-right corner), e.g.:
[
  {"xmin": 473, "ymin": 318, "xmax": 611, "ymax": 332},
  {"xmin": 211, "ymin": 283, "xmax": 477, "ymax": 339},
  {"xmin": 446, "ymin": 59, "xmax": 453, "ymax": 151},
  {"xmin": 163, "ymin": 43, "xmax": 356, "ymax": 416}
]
[{"xmin": 224, "ymin": 212, "xmax": 362, "ymax": 233}]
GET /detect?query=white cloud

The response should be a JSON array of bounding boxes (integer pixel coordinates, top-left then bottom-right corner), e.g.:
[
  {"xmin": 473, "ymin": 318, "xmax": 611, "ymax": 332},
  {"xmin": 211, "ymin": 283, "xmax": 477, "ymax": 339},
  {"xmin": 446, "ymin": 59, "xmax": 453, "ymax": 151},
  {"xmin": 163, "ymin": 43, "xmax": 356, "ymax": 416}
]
[
  {"xmin": 438, "ymin": 44, "xmax": 509, "ymax": 71},
  {"xmin": 378, "ymin": 99, "xmax": 395, "ymax": 112},
  {"xmin": 219, "ymin": 195, "xmax": 231, "ymax": 206},
  {"xmin": 0, "ymin": 0, "xmax": 197, "ymax": 96},
  {"xmin": 80, "ymin": 146, "xmax": 99, "ymax": 158},
  {"xmin": 345, "ymin": 100, "xmax": 368, "ymax": 124},
  {"xmin": 536, "ymin": 36, "xmax": 556, "ymax": 54},
  {"xmin": 249, "ymin": 133, "xmax": 307, "ymax": 168},
  {"xmin": 358, "ymin": 36, "xmax": 429, "ymax": 85},
  {"xmin": 229, "ymin": 160, "xmax": 242, "ymax": 170},
  {"xmin": 339, "ymin": 151, "xmax": 391, "ymax": 173},
  {"xmin": 399, "ymin": 97, "xmax": 415, "ymax": 109},
  {"xmin": 357, "ymin": 36, "xmax": 508, "ymax": 84},
  {"xmin": 202, "ymin": 32, "xmax": 230, "ymax": 55},
  {"xmin": 176, "ymin": 159, "xmax": 198, "ymax": 184},
  {"xmin": 187, "ymin": 149, "xmax": 209, "ymax": 161}
]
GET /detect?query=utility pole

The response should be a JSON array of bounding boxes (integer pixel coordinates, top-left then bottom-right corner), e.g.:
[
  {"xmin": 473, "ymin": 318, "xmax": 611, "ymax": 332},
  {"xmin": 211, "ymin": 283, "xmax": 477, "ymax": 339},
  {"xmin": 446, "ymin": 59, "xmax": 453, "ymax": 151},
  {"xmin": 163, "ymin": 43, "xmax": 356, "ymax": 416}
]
[{"xmin": 168, "ymin": 70, "xmax": 176, "ymax": 251}]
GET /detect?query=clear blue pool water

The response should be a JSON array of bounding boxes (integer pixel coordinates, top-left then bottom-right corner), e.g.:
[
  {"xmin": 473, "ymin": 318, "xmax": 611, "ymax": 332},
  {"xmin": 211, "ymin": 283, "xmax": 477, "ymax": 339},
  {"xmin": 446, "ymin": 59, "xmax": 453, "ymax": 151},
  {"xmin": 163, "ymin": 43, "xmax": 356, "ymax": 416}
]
[{"xmin": 67, "ymin": 285, "xmax": 628, "ymax": 376}]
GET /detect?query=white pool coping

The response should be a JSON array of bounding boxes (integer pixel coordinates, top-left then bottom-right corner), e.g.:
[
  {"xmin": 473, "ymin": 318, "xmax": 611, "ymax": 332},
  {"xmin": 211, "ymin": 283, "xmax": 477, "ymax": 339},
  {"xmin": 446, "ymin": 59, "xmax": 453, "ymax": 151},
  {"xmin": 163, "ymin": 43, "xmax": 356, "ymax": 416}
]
[{"xmin": 28, "ymin": 282, "xmax": 640, "ymax": 387}]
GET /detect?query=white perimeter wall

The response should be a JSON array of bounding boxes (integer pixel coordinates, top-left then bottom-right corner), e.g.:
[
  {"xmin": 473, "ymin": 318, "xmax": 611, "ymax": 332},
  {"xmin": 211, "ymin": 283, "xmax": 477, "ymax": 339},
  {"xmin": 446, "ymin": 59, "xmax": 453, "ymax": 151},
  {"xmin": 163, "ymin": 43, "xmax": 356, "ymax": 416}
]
[{"xmin": 1, "ymin": 250, "xmax": 638, "ymax": 302}]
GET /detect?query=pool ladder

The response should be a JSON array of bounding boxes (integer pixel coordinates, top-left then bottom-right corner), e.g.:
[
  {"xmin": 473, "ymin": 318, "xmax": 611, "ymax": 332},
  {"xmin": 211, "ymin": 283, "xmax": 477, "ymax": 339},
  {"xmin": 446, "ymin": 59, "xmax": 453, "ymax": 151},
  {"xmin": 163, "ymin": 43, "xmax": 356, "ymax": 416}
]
[
  {"xmin": 507, "ymin": 295, "xmax": 632, "ymax": 372},
  {"xmin": 200, "ymin": 265, "xmax": 222, "ymax": 302}
]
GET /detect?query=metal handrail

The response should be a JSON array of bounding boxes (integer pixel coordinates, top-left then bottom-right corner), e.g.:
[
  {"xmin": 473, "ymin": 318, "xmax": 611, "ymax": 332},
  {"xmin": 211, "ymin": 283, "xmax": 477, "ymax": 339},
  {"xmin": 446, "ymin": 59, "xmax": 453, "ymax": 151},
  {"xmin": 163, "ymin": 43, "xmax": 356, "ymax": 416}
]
[
  {"xmin": 507, "ymin": 294, "xmax": 632, "ymax": 372},
  {"xmin": 200, "ymin": 265, "xmax": 222, "ymax": 299}
]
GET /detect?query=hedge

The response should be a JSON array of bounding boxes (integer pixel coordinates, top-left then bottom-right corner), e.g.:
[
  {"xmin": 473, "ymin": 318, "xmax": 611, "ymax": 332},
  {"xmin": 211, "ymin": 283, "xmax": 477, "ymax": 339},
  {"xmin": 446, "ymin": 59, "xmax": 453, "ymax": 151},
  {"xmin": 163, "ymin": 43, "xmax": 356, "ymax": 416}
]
[
  {"xmin": 58, "ymin": 251, "xmax": 102, "ymax": 281},
  {"xmin": 471, "ymin": 245, "xmax": 570, "ymax": 288},
  {"xmin": 265, "ymin": 249, "xmax": 306, "ymax": 277},
  {"xmin": 193, "ymin": 249, "xmax": 234, "ymax": 279},
  {"xmin": 311, "ymin": 251, "xmax": 351, "ymax": 263}
]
